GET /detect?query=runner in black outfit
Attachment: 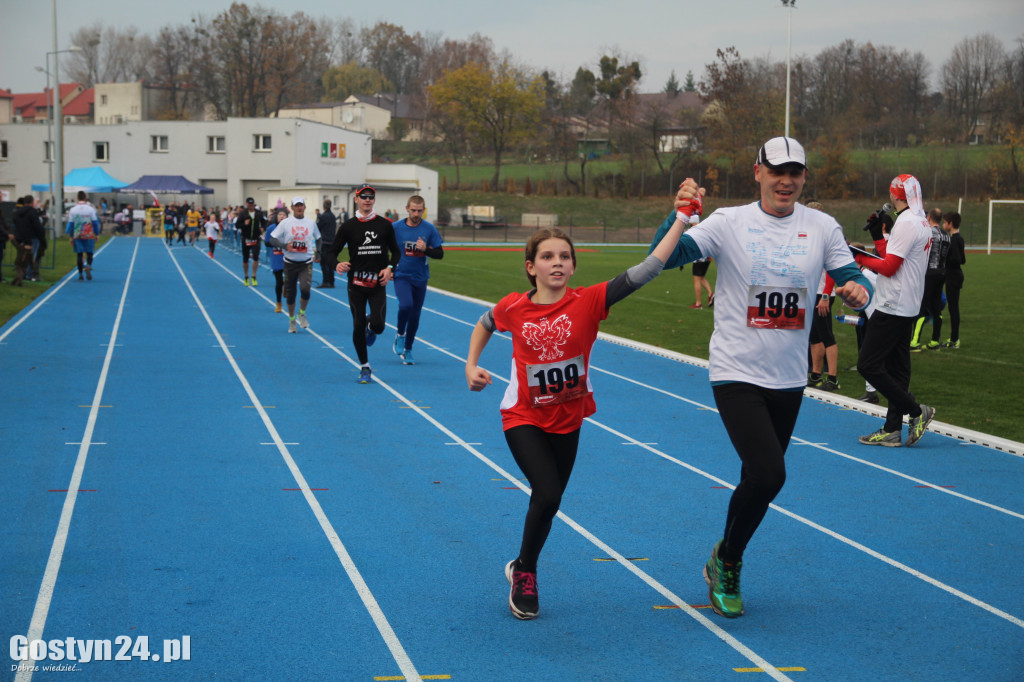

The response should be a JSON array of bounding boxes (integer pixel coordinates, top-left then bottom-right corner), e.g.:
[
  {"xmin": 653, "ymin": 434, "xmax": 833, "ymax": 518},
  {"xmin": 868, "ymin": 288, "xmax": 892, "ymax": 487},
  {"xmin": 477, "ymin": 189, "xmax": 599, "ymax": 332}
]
[
  {"xmin": 327, "ymin": 185, "xmax": 401, "ymax": 383},
  {"xmin": 237, "ymin": 197, "xmax": 267, "ymax": 286}
]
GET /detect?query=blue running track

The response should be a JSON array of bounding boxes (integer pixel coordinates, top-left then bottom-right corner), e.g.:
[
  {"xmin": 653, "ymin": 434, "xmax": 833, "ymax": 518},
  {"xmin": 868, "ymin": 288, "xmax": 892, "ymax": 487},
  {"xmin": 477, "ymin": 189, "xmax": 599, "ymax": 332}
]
[{"xmin": 2, "ymin": 237, "xmax": 1022, "ymax": 681}]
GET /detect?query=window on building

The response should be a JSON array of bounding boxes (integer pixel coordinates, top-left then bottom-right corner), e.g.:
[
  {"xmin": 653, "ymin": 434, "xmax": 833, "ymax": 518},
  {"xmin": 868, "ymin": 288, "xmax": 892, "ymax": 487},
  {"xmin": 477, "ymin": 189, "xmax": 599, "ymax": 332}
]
[
  {"xmin": 253, "ymin": 134, "xmax": 272, "ymax": 151},
  {"xmin": 100, "ymin": 94, "xmax": 108, "ymax": 105},
  {"xmin": 0, "ymin": 140, "xmax": 8, "ymax": 161},
  {"xmin": 207, "ymin": 136, "xmax": 226, "ymax": 153},
  {"xmin": 44, "ymin": 140, "xmax": 54, "ymax": 162},
  {"xmin": 93, "ymin": 142, "xmax": 110, "ymax": 162},
  {"xmin": 151, "ymin": 135, "xmax": 169, "ymax": 152}
]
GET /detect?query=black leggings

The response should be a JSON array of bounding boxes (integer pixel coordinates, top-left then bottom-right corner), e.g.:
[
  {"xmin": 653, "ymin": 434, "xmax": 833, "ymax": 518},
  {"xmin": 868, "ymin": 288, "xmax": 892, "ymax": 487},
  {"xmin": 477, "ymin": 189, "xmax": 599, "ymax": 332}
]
[
  {"xmin": 347, "ymin": 284, "xmax": 387, "ymax": 365},
  {"xmin": 76, "ymin": 252, "xmax": 94, "ymax": 272},
  {"xmin": 273, "ymin": 269, "xmax": 284, "ymax": 303},
  {"xmin": 713, "ymin": 382, "xmax": 803, "ymax": 563},
  {"xmin": 504, "ymin": 425, "xmax": 581, "ymax": 572},
  {"xmin": 945, "ymin": 271, "xmax": 963, "ymax": 343}
]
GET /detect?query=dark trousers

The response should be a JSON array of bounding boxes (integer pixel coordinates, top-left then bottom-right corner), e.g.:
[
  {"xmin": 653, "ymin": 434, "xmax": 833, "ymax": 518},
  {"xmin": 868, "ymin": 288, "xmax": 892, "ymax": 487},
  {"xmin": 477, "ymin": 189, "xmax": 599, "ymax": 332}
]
[
  {"xmin": 347, "ymin": 284, "xmax": 387, "ymax": 365},
  {"xmin": 916, "ymin": 272, "xmax": 946, "ymax": 343},
  {"xmin": 320, "ymin": 258, "xmax": 335, "ymax": 286},
  {"xmin": 945, "ymin": 271, "xmax": 963, "ymax": 343},
  {"xmin": 713, "ymin": 383, "xmax": 802, "ymax": 563},
  {"xmin": 504, "ymin": 425, "xmax": 581, "ymax": 572},
  {"xmin": 858, "ymin": 311, "xmax": 921, "ymax": 432}
]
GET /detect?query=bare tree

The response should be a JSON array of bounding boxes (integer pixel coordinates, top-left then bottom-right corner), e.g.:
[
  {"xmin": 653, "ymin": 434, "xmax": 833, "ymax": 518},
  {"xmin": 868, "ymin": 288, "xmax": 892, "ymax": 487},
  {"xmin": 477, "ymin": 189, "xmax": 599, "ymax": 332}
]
[{"xmin": 942, "ymin": 33, "xmax": 1006, "ymax": 143}]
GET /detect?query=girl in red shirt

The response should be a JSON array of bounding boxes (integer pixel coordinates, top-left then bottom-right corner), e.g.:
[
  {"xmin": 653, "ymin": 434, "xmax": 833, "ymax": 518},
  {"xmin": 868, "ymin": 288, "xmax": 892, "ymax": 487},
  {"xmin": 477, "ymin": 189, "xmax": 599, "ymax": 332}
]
[{"xmin": 466, "ymin": 215, "xmax": 691, "ymax": 619}]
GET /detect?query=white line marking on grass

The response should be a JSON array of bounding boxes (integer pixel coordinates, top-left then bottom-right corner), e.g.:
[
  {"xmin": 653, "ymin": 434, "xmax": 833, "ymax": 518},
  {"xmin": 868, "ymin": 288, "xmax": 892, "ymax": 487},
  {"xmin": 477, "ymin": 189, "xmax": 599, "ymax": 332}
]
[
  {"xmin": 16, "ymin": 239, "xmax": 139, "ymax": 682},
  {"xmin": 171, "ymin": 248, "xmax": 424, "ymax": 682}
]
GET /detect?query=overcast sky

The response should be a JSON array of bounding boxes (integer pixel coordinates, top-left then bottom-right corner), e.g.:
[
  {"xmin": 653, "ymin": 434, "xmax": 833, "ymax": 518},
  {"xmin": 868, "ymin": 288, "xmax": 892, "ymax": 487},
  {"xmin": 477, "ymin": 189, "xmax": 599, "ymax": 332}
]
[{"xmin": 2, "ymin": 0, "xmax": 1022, "ymax": 95}]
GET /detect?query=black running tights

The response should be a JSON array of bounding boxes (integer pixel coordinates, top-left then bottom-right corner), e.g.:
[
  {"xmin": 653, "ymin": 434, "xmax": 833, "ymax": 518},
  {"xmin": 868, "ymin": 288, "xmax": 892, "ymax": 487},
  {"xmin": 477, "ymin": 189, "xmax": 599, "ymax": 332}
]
[
  {"xmin": 712, "ymin": 382, "xmax": 803, "ymax": 564},
  {"xmin": 504, "ymin": 425, "xmax": 581, "ymax": 573}
]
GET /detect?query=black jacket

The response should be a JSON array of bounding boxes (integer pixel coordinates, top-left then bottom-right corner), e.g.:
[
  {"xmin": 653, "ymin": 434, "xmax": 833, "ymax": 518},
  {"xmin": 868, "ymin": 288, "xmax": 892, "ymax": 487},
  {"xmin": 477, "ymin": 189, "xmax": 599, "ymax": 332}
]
[{"xmin": 12, "ymin": 205, "xmax": 39, "ymax": 243}]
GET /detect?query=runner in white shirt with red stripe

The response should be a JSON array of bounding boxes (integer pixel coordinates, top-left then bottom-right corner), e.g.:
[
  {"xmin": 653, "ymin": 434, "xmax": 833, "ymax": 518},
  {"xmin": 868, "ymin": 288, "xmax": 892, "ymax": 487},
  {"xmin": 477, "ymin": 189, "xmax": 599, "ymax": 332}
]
[{"xmin": 650, "ymin": 136, "xmax": 873, "ymax": 619}]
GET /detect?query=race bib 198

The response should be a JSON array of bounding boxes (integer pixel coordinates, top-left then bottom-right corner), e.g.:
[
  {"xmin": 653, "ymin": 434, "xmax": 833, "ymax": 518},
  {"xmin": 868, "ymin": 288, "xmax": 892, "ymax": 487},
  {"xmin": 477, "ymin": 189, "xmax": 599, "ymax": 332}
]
[
  {"xmin": 526, "ymin": 354, "xmax": 586, "ymax": 407},
  {"xmin": 746, "ymin": 286, "xmax": 807, "ymax": 330}
]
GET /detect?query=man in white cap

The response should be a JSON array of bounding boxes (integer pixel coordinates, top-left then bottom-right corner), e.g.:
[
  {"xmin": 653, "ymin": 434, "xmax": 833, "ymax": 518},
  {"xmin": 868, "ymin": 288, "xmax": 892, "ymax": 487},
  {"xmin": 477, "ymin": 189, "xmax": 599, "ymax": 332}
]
[
  {"xmin": 650, "ymin": 136, "xmax": 873, "ymax": 620},
  {"xmin": 854, "ymin": 174, "xmax": 935, "ymax": 447},
  {"xmin": 268, "ymin": 197, "xmax": 321, "ymax": 333}
]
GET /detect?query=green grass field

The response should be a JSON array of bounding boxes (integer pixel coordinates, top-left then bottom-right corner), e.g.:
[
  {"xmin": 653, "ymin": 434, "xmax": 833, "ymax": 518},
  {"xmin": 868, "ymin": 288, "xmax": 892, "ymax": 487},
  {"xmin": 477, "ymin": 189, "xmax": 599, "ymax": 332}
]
[
  {"xmin": 3, "ymin": 234, "xmax": 1021, "ymax": 445},
  {"xmin": 430, "ymin": 245, "xmax": 1024, "ymax": 444}
]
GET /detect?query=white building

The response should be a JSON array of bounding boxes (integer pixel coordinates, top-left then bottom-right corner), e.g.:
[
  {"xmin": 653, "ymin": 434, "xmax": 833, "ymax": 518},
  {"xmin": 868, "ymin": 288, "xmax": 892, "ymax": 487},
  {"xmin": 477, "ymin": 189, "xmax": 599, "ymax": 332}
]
[{"xmin": 0, "ymin": 116, "xmax": 437, "ymax": 218}]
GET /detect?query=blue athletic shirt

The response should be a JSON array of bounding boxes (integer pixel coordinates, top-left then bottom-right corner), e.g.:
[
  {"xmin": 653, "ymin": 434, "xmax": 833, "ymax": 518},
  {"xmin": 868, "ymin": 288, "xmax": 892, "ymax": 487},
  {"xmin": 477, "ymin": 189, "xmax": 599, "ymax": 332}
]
[{"xmin": 392, "ymin": 218, "xmax": 443, "ymax": 283}]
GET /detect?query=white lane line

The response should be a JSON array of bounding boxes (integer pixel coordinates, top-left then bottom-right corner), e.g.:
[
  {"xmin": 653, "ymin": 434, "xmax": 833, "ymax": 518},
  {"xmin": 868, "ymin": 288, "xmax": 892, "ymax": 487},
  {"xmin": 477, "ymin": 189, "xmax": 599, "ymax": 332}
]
[
  {"xmin": 391, "ymin": 294, "xmax": 1024, "ymax": 631},
  {"xmin": 216, "ymin": 246, "xmax": 1024, "ymax": 633},
  {"xmin": 169, "ymin": 246, "xmax": 423, "ymax": 682},
  {"xmin": 583, "ymin": 418, "xmax": 1024, "ymax": 631},
  {"xmin": 280, "ymin": 329, "xmax": 794, "ymax": 681},
  {"xmin": 0, "ymin": 238, "xmax": 117, "ymax": 345},
  {"xmin": 16, "ymin": 238, "xmax": 140, "ymax": 682}
]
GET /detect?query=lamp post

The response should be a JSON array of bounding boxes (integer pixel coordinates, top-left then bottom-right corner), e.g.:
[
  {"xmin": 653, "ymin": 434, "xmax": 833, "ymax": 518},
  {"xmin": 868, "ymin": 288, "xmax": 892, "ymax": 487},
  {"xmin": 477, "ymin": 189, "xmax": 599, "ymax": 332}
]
[
  {"xmin": 781, "ymin": 0, "xmax": 796, "ymax": 138},
  {"xmin": 34, "ymin": 64, "xmax": 56, "ymax": 229},
  {"xmin": 36, "ymin": 45, "xmax": 83, "ymax": 234}
]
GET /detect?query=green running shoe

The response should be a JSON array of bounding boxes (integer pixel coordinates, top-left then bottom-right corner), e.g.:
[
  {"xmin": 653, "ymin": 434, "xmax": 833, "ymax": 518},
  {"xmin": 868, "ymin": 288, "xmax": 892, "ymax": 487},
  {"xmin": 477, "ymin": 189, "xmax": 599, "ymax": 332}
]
[
  {"xmin": 858, "ymin": 429, "xmax": 902, "ymax": 447},
  {"xmin": 703, "ymin": 541, "xmax": 744, "ymax": 618},
  {"xmin": 905, "ymin": 404, "xmax": 935, "ymax": 447}
]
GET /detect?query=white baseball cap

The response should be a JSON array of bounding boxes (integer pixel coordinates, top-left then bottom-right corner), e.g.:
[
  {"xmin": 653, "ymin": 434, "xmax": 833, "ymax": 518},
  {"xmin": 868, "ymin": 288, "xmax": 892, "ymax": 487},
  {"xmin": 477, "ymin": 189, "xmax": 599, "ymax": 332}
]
[
  {"xmin": 756, "ymin": 137, "xmax": 807, "ymax": 169},
  {"xmin": 291, "ymin": 196, "xmax": 306, "ymax": 206}
]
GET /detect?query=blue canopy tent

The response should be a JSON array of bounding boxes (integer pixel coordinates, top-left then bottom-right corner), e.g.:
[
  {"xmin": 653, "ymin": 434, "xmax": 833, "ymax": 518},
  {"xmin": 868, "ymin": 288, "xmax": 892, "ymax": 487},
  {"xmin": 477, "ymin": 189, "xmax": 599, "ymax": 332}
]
[
  {"xmin": 116, "ymin": 175, "xmax": 215, "ymax": 235},
  {"xmin": 117, "ymin": 175, "xmax": 214, "ymax": 195},
  {"xmin": 32, "ymin": 166, "xmax": 129, "ymax": 193}
]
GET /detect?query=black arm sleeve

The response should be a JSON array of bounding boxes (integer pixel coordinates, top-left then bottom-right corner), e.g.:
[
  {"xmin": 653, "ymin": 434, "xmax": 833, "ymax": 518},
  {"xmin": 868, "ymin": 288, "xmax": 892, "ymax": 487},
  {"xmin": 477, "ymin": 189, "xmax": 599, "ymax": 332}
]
[{"xmin": 425, "ymin": 245, "xmax": 444, "ymax": 259}]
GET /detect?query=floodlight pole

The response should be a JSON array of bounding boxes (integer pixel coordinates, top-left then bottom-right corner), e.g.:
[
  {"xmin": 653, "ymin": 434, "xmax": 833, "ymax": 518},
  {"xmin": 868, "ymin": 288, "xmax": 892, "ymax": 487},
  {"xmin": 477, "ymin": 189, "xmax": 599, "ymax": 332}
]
[
  {"xmin": 782, "ymin": 0, "xmax": 795, "ymax": 138},
  {"xmin": 52, "ymin": 0, "xmax": 65, "ymax": 228}
]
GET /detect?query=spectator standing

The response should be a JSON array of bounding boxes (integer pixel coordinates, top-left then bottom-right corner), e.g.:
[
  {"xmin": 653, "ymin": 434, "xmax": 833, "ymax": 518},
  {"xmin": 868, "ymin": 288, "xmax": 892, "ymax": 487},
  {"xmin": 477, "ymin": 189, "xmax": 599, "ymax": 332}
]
[
  {"xmin": 316, "ymin": 199, "xmax": 337, "ymax": 288},
  {"xmin": 910, "ymin": 207, "xmax": 951, "ymax": 351},
  {"xmin": 0, "ymin": 208, "xmax": 9, "ymax": 282},
  {"xmin": 855, "ymin": 174, "xmax": 935, "ymax": 447},
  {"xmin": 10, "ymin": 196, "xmax": 39, "ymax": 286},
  {"xmin": 391, "ymin": 195, "xmax": 444, "ymax": 365},
  {"xmin": 941, "ymin": 212, "xmax": 965, "ymax": 349}
]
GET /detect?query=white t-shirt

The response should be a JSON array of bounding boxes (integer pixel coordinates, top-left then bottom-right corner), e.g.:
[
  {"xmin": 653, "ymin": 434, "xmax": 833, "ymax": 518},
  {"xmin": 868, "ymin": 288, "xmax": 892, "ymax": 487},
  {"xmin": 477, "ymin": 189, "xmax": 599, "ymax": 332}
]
[
  {"xmin": 685, "ymin": 201, "xmax": 857, "ymax": 389},
  {"xmin": 270, "ymin": 216, "xmax": 321, "ymax": 263},
  {"xmin": 205, "ymin": 220, "xmax": 220, "ymax": 239},
  {"xmin": 874, "ymin": 209, "xmax": 930, "ymax": 317}
]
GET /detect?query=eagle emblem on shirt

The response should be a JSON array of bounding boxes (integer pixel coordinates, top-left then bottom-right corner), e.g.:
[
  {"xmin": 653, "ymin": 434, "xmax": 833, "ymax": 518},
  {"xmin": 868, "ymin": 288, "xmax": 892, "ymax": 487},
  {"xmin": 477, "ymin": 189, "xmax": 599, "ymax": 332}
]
[{"xmin": 521, "ymin": 314, "xmax": 572, "ymax": 361}]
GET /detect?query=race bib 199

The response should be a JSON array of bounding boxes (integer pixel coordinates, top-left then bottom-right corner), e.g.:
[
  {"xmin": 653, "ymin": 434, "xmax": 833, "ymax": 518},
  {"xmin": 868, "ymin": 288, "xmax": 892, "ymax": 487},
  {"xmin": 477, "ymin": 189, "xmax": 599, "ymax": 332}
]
[
  {"xmin": 526, "ymin": 354, "xmax": 587, "ymax": 407},
  {"xmin": 746, "ymin": 286, "xmax": 807, "ymax": 330}
]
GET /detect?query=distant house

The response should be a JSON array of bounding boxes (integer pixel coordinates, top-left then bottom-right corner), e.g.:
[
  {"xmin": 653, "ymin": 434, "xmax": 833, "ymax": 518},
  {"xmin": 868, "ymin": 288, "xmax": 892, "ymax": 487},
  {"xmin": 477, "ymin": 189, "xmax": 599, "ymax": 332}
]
[
  {"xmin": 0, "ymin": 89, "xmax": 12, "ymax": 124},
  {"xmin": 277, "ymin": 93, "xmax": 429, "ymax": 142},
  {"xmin": 584, "ymin": 91, "xmax": 705, "ymax": 153},
  {"xmin": 11, "ymin": 83, "xmax": 93, "ymax": 124}
]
